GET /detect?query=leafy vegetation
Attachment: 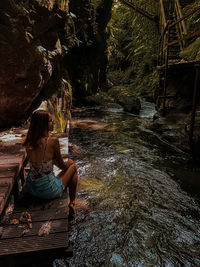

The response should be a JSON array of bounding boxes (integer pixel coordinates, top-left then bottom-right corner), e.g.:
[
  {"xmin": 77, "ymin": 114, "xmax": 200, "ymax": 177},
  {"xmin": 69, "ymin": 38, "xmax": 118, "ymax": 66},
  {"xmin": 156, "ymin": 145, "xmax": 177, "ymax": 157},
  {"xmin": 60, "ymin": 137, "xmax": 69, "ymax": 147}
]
[
  {"xmin": 182, "ymin": 0, "xmax": 200, "ymax": 33},
  {"xmin": 180, "ymin": 0, "xmax": 200, "ymax": 61},
  {"xmin": 46, "ymin": 80, "xmax": 72, "ymax": 133},
  {"xmin": 180, "ymin": 37, "xmax": 200, "ymax": 61},
  {"xmin": 107, "ymin": 0, "xmax": 160, "ymax": 101}
]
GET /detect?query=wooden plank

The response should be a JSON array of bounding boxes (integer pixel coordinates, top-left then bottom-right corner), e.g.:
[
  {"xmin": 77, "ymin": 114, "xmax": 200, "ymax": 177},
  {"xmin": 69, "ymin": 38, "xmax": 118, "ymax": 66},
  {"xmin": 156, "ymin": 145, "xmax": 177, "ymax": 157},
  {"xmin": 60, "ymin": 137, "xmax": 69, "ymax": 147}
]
[
  {"xmin": 0, "ymin": 165, "xmax": 18, "ymax": 174},
  {"xmin": 0, "ymin": 170, "xmax": 16, "ymax": 179},
  {"xmin": 0, "ymin": 181, "xmax": 13, "ymax": 216},
  {"xmin": 0, "ymin": 145, "xmax": 24, "ymax": 153},
  {"xmin": 0, "ymin": 177, "xmax": 13, "ymax": 185},
  {"xmin": 14, "ymin": 190, "xmax": 68, "ymax": 212},
  {"xmin": 0, "ymin": 185, "xmax": 9, "ymax": 197},
  {"xmin": 15, "ymin": 197, "xmax": 67, "ymax": 212},
  {"xmin": 0, "ymin": 183, "xmax": 10, "ymax": 190},
  {"xmin": 0, "ymin": 156, "xmax": 23, "ymax": 166},
  {"xmin": 8, "ymin": 207, "xmax": 68, "ymax": 223},
  {"xmin": 0, "ymin": 156, "xmax": 24, "ymax": 169},
  {"xmin": 0, "ymin": 232, "xmax": 69, "ymax": 256},
  {"xmin": 0, "ymin": 144, "xmax": 26, "ymax": 216},
  {"xmin": 1, "ymin": 219, "xmax": 68, "ymax": 239},
  {"xmin": 0, "ymin": 197, "xmax": 4, "ymax": 216}
]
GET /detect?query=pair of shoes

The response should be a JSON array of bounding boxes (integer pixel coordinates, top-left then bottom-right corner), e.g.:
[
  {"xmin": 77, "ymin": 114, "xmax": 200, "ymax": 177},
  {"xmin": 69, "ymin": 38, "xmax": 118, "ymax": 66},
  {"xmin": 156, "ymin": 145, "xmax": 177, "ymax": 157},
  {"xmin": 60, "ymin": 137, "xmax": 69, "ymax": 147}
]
[{"xmin": 68, "ymin": 201, "xmax": 76, "ymax": 219}]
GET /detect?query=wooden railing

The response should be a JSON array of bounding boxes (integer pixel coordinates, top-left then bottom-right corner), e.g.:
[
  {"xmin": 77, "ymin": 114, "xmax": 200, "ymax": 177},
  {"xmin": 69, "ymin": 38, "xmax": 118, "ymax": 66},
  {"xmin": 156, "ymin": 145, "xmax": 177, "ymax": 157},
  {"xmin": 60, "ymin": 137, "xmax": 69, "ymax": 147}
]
[
  {"xmin": 158, "ymin": 2, "xmax": 200, "ymax": 66},
  {"xmin": 158, "ymin": 4, "xmax": 200, "ymax": 115},
  {"xmin": 159, "ymin": 0, "xmax": 168, "ymax": 67},
  {"xmin": 119, "ymin": 0, "xmax": 158, "ymax": 22},
  {"xmin": 174, "ymin": 0, "xmax": 187, "ymax": 49},
  {"xmin": 157, "ymin": 1, "xmax": 200, "ymax": 150}
]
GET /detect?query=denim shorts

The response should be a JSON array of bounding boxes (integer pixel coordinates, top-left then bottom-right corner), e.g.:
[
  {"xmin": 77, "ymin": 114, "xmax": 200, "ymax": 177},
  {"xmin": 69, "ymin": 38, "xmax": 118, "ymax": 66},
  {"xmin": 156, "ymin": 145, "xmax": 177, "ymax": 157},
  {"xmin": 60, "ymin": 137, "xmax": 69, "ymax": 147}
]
[{"xmin": 26, "ymin": 172, "xmax": 65, "ymax": 199}]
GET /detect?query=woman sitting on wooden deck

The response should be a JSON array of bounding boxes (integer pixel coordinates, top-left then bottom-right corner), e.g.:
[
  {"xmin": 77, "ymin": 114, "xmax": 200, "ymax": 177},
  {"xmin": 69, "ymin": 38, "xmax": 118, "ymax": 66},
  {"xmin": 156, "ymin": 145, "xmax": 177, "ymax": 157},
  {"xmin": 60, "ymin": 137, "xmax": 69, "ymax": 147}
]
[{"xmin": 23, "ymin": 109, "xmax": 78, "ymax": 217}]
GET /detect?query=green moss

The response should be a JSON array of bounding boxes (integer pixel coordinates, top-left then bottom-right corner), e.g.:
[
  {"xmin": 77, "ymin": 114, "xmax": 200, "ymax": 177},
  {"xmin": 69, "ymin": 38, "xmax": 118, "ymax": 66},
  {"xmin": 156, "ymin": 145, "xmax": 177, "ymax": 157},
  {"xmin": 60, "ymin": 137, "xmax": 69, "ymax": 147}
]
[
  {"xmin": 108, "ymin": 86, "xmax": 141, "ymax": 114},
  {"xmin": 180, "ymin": 37, "xmax": 200, "ymax": 61},
  {"xmin": 85, "ymin": 92, "xmax": 115, "ymax": 105}
]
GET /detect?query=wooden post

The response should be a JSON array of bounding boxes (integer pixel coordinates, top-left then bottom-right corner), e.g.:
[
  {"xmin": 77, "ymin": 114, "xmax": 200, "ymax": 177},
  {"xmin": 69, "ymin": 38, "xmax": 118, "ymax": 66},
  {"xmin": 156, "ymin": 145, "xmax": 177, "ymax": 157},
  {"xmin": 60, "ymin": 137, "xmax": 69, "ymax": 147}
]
[
  {"xmin": 162, "ymin": 23, "xmax": 169, "ymax": 116},
  {"xmin": 189, "ymin": 64, "xmax": 200, "ymax": 152}
]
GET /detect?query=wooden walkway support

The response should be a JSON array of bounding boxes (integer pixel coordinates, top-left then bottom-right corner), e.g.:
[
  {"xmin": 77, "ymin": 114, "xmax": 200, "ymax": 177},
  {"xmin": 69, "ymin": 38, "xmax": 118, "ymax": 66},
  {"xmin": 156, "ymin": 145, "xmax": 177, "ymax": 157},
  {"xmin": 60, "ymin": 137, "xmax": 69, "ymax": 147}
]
[
  {"xmin": 0, "ymin": 137, "xmax": 26, "ymax": 217},
  {"xmin": 119, "ymin": 0, "xmax": 158, "ymax": 23},
  {"xmin": 189, "ymin": 64, "xmax": 200, "ymax": 150},
  {"xmin": 0, "ymin": 132, "xmax": 72, "ymax": 266}
]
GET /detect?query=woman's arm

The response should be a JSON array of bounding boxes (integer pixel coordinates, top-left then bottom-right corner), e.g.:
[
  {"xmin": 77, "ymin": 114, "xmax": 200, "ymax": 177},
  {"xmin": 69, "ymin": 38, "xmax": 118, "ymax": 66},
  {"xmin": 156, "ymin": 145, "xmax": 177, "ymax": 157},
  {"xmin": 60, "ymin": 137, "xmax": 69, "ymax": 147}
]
[{"xmin": 53, "ymin": 137, "xmax": 68, "ymax": 171}]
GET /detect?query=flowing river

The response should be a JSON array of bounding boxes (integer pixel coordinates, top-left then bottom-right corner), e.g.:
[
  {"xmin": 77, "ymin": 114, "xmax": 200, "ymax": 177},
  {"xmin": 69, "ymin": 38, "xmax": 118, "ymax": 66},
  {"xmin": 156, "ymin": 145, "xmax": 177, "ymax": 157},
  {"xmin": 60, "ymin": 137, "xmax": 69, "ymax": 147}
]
[{"xmin": 54, "ymin": 100, "xmax": 200, "ymax": 267}]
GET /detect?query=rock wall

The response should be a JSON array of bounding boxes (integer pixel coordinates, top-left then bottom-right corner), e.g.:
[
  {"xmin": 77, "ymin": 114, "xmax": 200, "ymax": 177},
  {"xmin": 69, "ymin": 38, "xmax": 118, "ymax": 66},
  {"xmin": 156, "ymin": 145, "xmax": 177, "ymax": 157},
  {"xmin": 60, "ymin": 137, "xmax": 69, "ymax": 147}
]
[
  {"xmin": 0, "ymin": 0, "xmax": 75, "ymax": 128},
  {"xmin": 64, "ymin": 0, "xmax": 113, "ymax": 104},
  {"xmin": 152, "ymin": 63, "xmax": 200, "ymax": 155},
  {"xmin": 0, "ymin": 0, "xmax": 114, "ymax": 127}
]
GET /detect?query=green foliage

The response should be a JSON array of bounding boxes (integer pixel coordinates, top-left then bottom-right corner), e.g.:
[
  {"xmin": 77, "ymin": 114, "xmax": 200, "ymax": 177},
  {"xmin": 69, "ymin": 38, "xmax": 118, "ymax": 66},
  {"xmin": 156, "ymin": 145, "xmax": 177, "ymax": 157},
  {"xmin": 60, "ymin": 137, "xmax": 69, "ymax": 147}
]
[
  {"xmin": 108, "ymin": 85, "xmax": 141, "ymax": 113},
  {"xmin": 182, "ymin": 0, "xmax": 200, "ymax": 33},
  {"xmin": 107, "ymin": 1, "xmax": 159, "ymax": 101},
  {"xmin": 180, "ymin": 37, "xmax": 200, "ymax": 61},
  {"xmin": 46, "ymin": 80, "xmax": 72, "ymax": 133},
  {"xmin": 91, "ymin": 0, "xmax": 104, "ymax": 9},
  {"xmin": 180, "ymin": 0, "xmax": 200, "ymax": 61}
]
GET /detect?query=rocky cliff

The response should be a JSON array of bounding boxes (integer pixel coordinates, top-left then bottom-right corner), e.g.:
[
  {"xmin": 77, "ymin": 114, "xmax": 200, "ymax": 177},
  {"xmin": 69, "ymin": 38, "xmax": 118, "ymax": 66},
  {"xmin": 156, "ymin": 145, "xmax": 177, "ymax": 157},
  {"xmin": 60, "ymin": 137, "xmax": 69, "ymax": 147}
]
[
  {"xmin": 64, "ymin": 0, "xmax": 113, "ymax": 103},
  {"xmin": 0, "ymin": 0, "xmax": 75, "ymax": 127},
  {"xmin": 0, "ymin": 0, "xmax": 113, "ymax": 128}
]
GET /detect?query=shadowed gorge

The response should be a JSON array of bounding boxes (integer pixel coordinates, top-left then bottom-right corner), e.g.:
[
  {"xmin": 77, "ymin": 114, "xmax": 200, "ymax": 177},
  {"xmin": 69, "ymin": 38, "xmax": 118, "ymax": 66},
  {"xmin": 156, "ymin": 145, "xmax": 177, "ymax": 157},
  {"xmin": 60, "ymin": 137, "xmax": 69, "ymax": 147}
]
[
  {"xmin": 0, "ymin": 1, "xmax": 200, "ymax": 264},
  {"xmin": 0, "ymin": 0, "xmax": 113, "ymax": 128}
]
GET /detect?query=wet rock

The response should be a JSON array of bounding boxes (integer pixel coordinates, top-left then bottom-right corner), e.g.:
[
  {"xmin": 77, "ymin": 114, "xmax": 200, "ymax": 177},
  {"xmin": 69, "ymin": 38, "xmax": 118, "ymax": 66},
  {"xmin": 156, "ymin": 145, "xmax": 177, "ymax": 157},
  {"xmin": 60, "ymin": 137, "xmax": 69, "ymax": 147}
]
[
  {"xmin": 154, "ymin": 61, "xmax": 200, "ymax": 156},
  {"xmin": 83, "ymin": 92, "xmax": 122, "ymax": 109},
  {"xmin": 108, "ymin": 86, "xmax": 141, "ymax": 114},
  {"xmin": 151, "ymin": 111, "xmax": 200, "ymax": 155}
]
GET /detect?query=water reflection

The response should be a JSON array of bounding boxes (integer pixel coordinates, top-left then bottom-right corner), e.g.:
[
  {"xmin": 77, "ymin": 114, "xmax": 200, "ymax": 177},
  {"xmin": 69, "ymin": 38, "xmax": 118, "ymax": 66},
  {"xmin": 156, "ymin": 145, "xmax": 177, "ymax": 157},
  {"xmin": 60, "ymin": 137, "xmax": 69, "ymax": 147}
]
[{"xmin": 65, "ymin": 106, "xmax": 200, "ymax": 266}]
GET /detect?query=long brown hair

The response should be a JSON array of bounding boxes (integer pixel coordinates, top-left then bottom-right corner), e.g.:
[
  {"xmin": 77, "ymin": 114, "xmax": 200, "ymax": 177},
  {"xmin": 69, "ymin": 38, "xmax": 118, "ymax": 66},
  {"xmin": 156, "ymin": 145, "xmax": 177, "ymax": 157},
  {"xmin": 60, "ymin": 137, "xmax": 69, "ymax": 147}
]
[{"xmin": 23, "ymin": 110, "xmax": 50, "ymax": 148}]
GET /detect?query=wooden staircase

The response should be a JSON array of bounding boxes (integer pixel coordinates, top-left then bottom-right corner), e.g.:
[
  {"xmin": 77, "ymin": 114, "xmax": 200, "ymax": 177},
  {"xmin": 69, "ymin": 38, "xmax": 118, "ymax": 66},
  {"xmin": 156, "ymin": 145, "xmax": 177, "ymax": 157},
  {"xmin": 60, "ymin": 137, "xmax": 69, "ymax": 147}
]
[
  {"xmin": 119, "ymin": 0, "xmax": 200, "ymax": 151},
  {"xmin": 157, "ymin": 0, "xmax": 200, "ymax": 152},
  {"xmin": 168, "ymin": 17, "xmax": 181, "ymax": 61}
]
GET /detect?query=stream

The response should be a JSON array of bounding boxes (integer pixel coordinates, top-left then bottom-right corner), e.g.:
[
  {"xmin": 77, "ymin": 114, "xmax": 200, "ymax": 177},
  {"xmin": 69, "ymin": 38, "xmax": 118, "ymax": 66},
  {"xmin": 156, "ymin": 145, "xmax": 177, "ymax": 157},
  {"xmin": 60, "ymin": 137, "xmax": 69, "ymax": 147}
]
[
  {"xmin": 56, "ymin": 99, "xmax": 200, "ymax": 267},
  {"xmin": 1, "ymin": 100, "xmax": 200, "ymax": 267}
]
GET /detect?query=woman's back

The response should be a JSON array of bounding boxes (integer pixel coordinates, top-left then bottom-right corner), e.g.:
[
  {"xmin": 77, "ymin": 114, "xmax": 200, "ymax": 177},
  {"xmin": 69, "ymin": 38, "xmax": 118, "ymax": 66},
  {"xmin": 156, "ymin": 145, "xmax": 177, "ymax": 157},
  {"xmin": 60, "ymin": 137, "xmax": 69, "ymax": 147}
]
[
  {"xmin": 26, "ymin": 137, "xmax": 54, "ymax": 162},
  {"xmin": 26, "ymin": 137, "xmax": 54, "ymax": 178}
]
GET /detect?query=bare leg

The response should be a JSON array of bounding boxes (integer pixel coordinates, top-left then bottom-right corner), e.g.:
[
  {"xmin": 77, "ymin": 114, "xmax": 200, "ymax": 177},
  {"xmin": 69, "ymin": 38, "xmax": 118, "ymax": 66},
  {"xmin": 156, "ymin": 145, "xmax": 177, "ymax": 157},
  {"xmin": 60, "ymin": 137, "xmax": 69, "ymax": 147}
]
[
  {"xmin": 68, "ymin": 171, "xmax": 78, "ymax": 217},
  {"xmin": 58, "ymin": 159, "xmax": 78, "ymax": 216},
  {"xmin": 68, "ymin": 171, "xmax": 78, "ymax": 202}
]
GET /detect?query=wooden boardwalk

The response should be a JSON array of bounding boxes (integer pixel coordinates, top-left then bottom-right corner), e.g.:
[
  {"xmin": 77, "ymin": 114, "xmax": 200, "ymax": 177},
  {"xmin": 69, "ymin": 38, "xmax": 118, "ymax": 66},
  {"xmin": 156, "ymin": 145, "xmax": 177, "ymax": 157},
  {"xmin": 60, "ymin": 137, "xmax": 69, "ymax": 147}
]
[
  {"xmin": 0, "ymin": 192, "xmax": 72, "ymax": 266},
  {"xmin": 0, "ymin": 132, "xmax": 72, "ymax": 266},
  {"xmin": 0, "ymin": 136, "xmax": 26, "ymax": 217}
]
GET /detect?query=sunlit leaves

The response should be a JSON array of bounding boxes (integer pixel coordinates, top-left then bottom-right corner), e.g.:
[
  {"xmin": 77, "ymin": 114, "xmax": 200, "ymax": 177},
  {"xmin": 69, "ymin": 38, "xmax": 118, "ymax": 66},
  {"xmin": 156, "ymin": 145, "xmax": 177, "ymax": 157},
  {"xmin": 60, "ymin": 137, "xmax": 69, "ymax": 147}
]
[{"xmin": 107, "ymin": 1, "xmax": 159, "ymax": 98}]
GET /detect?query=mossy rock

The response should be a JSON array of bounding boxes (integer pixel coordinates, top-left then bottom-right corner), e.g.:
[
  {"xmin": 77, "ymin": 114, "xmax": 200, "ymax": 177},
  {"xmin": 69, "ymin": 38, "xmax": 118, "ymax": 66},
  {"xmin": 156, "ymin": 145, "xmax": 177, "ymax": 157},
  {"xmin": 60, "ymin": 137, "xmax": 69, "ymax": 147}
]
[
  {"xmin": 108, "ymin": 86, "xmax": 141, "ymax": 114},
  {"xmin": 84, "ymin": 92, "xmax": 122, "ymax": 109},
  {"xmin": 180, "ymin": 37, "xmax": 200, "ymax": 61}
]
